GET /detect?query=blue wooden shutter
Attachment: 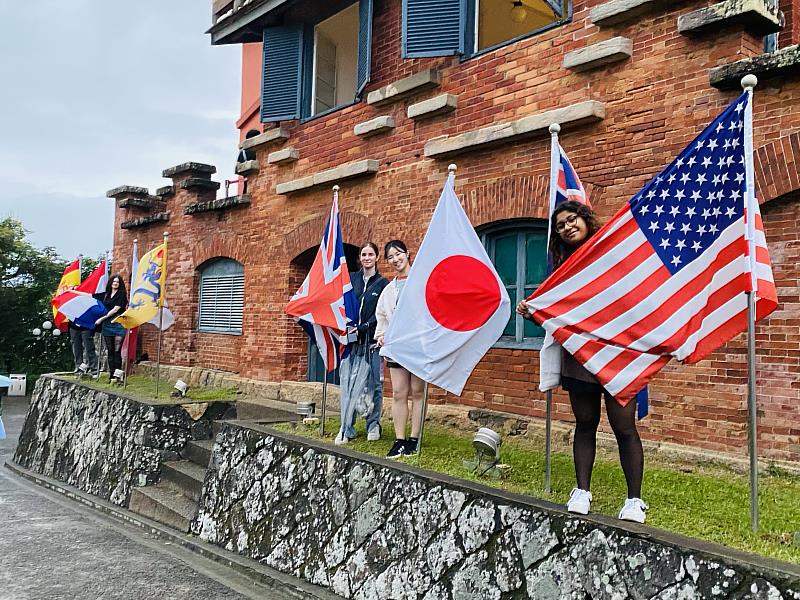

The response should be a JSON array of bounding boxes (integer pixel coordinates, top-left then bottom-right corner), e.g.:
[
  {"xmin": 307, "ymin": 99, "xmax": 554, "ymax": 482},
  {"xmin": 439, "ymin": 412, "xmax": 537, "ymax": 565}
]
[
  {"xmin": 356, "ymin": 0, "xmax": 374, "ymax": 96},
  {"xmin": 544, "ymin": 0, "xmax": 565, "ymax": 17},
  {"xmin": 403, "ymin": 0, "xmax": 465, "ymax": 58},
  {"xmin": 261, "ymin": 25, "xmax": 304, "ymax": 122}
]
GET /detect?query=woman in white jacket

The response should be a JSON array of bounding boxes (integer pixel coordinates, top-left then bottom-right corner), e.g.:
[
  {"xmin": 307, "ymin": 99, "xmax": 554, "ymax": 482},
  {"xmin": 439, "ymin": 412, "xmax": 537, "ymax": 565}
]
[{"xmin": 375, "ymin": 240, "xmax": 425, "ymax": 459}]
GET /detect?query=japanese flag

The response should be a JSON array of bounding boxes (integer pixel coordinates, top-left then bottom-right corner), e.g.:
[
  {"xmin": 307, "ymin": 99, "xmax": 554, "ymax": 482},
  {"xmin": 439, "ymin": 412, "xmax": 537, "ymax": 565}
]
[{"xmin": 381, "ymin": 171, "xmax": 510, "ymax": 395}]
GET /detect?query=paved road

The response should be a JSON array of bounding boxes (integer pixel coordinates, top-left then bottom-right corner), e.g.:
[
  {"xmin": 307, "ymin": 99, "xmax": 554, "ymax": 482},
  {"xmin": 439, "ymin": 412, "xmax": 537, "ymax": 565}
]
[{"xmin": 0, "ymin": 395, "xmax": 272, "ymax": 600}]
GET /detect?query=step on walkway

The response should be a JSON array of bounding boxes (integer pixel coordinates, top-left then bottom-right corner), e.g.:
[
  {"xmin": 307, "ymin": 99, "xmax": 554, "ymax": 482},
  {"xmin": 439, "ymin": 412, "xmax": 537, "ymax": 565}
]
[{"xmin": 129, "ymin": 402, "xmax": 297, "ymax": 532}]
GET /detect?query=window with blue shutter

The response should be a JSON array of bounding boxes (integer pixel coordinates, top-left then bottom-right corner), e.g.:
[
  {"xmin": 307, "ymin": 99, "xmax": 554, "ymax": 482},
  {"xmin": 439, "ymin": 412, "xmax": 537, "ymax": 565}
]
[
  {"xmin": 356, "ymin": 0, "xmax": 374, "ymax": 95},
  {"xmin": 198, "ymin": 259, "xmax": 245, "ymax": 334},
  {"xmin": 403, "ymin": 0, "xmax": 465, "ymax": 58},
  {"xmin": 403, "ymin": 0, "xmax": 570, "ymax": 58},
  {"xmin": 261, "ymin": 25, "xmax": 305, "ymax": 122}
]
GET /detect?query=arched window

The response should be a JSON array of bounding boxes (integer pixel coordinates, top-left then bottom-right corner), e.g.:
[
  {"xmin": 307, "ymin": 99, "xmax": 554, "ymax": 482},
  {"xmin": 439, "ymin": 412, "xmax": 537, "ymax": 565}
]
[
  {"xmin": 481, "ymin": 220, "xmax": 548, "ymax": 347},
  {"xmin": 198, "ymin": 258, "xmax": 244, "ymax": 334}
]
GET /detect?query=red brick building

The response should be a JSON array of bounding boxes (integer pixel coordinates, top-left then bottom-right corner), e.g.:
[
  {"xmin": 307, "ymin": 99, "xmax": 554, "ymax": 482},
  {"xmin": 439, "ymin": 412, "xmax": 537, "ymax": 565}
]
[{"xmin": 109, "ymin": 0, "xmax": 800, "ymax": 463}]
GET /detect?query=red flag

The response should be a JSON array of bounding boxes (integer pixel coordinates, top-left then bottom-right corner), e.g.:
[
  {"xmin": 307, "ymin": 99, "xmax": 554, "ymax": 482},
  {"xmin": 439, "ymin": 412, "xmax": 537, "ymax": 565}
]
[{"xmin": 52, "ymin": 260, "xmax": 81, "ymax": 331}]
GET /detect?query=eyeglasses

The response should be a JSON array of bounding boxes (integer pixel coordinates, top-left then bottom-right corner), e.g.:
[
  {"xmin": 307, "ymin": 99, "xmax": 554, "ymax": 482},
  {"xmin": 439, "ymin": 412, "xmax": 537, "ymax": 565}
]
[{"xmin": 555, "ymin": 214, "xmax": 580, "ymax": 233}]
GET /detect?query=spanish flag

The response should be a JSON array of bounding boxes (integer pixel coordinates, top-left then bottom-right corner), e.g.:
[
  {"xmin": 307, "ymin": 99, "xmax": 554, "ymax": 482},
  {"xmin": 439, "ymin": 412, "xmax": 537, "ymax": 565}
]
[
  {"xmin": 113, "ymin": 242, "xmax": 167, "ymax": 329},
  {"xmin": 52, "ymin": 259, "xmax": 81, "ymax": 330}
]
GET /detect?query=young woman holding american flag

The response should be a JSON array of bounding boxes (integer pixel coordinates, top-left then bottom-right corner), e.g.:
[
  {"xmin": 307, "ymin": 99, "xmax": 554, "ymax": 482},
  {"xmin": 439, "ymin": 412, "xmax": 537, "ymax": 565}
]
[{"xmin": 517, "ymin": 200, "xmax": 648, "ymax": 523}]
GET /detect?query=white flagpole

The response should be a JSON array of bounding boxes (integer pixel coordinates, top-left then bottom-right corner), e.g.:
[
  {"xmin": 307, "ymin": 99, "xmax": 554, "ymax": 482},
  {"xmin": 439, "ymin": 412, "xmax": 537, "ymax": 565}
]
[
  {"xmin": 543, "ymin": 123, "xmax": 561, "ymax": 494},
  {"xmin": 95, "ymin": 251, "xmax": 109, "ymax": 380},
  {"xmin": 741, "ymin": 74, "xmax": 759, "ymax": 532},
  {"xmin": 154, "ymin": 232, "xmax": 168, "ymax": 399},
  {"xmin": 123, "ymin": 240, "xmax": 137, "ymax": 391}
]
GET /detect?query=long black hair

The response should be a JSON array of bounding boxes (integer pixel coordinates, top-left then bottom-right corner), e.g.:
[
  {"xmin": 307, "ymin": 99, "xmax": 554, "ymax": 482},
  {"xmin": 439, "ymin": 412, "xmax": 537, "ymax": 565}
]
[
  {"xmin": 105, "ymin": 274, "xmax": 128, "ymax": 302},
  {"xmin": 549, "ymin": 201, "xmax": 602, "ymax": 269},
  {"xmin": 383, "ymin": 239, "xmax": 408, "ymax": 259}
]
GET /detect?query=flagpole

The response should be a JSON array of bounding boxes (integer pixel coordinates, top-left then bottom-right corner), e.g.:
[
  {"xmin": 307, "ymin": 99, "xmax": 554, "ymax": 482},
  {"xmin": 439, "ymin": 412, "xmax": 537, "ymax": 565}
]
[
  {"xmin": 155, "ymin": 232, "xmax": 168, "ymax": 399},
  {"xmin": 123, "ymin": 241, "xmax": 137, "ymax": 391},
  {"xmin": 96, "ymin": 251, "xmax": 109, "ymax": 380},
  {"xmin": 321, "ymin": 378, "xmax": 328, "ymax": 437},
  {"xmin": 416, "ymin": 382, "xmax": 430, "ymax": 459},
  {"xmin": 741, "ymin": 74, "xmax": 760, "ymax": 532}
]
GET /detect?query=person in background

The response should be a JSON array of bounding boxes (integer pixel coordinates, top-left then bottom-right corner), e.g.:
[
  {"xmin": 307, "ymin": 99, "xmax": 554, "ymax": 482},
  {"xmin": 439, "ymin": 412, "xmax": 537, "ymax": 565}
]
[
  {"xmin": 94, "ymin": 275, "xmax": 128, "ymax": 380},
  {"xmin": 335, "ymin": 242, "xmax": 388, "ymax": 446},
  {"xmin": 69, "ymin": 319, "xmax": 97, "ymax": 375},
  {"xmin": 517, "ymin": 200, "xmax": 648, "ymax": 523},
  {"xmin": 375, "ymin": 240, "xmax": 425, "ymax": 459}
]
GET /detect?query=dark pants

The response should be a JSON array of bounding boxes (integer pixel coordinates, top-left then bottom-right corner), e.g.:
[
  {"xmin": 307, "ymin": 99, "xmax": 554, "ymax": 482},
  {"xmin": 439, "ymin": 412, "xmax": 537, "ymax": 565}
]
[
  {"xmin": 71, "ymin": 329, "xmax": 97, "ymax": 371},
  {"xmin": 104, "ymin": 335, "xmax": 124, "ymax": 376}
]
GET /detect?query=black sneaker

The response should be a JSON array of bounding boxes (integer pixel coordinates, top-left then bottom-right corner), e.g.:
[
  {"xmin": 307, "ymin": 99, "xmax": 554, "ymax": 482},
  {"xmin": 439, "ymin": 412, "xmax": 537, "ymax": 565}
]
[
  {"xmin": 386, "ymin": 439, "xmax": 406, "ymax": 459},
  {"xmin": 404, "ymin": 438, "xmax": 419, "ymax": 455}
]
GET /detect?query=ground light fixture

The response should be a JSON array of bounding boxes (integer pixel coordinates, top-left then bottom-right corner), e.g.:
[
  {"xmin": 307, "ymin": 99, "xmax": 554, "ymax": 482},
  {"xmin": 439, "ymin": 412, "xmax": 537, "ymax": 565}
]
[
  {"xmin": 510, "ymin": 0, "xmax": 527, "ymax": 23},
  {"xmin": 172, "ymin": 379, "xmax": 189, "ymax": 398},
  {"xmin": 463, "ymin": 427, "xmax": 505, "ymax": 478},
  {"xmin": 296, "ymin": 401, "xmax": 316, "ymax": 417}
]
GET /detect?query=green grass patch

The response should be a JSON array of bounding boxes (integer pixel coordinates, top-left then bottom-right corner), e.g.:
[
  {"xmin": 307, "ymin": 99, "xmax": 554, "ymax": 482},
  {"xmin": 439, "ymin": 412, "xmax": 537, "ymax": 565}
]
[
  {"xmin": 277, "ymin": 417, "xmax": 800, "ymax": 565},
  {"xmin": 72, "ymin": 373, "xmax": 238, "ymax": 405}
]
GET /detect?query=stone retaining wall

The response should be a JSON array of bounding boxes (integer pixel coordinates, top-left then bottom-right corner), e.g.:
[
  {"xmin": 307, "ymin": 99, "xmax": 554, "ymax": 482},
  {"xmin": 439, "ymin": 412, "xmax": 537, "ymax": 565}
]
[
  {"xmin": 13, "ymin": 376, "xmax": 229, "ymax": 506},
  {"xmin": 192, "ymin": 423, "xmax": 800, "ymax": 600}
]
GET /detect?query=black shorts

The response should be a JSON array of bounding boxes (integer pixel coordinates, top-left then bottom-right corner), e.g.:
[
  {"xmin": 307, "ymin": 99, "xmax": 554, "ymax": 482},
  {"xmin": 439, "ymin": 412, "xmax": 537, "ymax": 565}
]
[
  {"xmin": 561, "ymin": 376, "xmax": 613, "ymax": 401},
  {"xmin": 386, "ymin": 360, "xmax": 404, "ymax": 369}
]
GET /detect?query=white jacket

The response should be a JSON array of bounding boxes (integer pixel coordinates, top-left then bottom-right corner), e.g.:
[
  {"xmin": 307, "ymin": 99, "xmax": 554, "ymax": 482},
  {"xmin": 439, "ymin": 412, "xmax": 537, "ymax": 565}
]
[{"xmin": 374, "ymin": 278, "xmax": 400, "ymax": 341}]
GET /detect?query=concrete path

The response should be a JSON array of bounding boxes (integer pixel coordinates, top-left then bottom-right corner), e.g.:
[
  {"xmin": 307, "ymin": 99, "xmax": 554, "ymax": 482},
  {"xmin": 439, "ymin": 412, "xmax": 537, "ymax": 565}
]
[{"xmin": 0, "ymin": 395, "xmax": 299, "ymax": 600}]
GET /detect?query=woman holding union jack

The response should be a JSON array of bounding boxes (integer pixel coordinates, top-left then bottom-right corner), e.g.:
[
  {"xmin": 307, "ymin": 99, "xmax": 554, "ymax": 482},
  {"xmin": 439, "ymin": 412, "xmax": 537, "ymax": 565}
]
[{"xmin": 517, "ymin": 201, "xmax": 648, "ymax": 523}]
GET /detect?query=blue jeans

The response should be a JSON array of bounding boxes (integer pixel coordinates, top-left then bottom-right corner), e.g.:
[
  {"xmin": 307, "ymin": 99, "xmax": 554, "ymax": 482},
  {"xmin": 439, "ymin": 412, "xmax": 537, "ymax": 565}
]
[{"xmin": 339, "ymin": 343, "xmax": 383, "ymax": 439}]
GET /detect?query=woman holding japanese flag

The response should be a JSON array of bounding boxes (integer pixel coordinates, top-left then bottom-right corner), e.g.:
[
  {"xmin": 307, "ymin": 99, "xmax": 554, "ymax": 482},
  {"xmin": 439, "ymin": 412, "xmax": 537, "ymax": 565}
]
[
  {"xmin": 375, "ymin": 240, "xmax": 425, "ymax": 459},
  {"xmin": 517, "ymin": 201, "xmax": 648, "ymax": 523}
]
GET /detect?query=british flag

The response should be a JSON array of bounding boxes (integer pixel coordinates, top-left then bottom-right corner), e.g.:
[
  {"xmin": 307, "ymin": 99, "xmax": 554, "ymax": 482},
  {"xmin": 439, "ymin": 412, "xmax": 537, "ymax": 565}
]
[
  {"xmin": 529, "ymin": 90, "xmax": 777, "ymax": 403},
  {"xmin": 285, "ymin": 191, "xmax": 358, "ymax": 372},
  {"xmin": 554, "ymin": 144, "xmax": 590, "ymax": 209}
]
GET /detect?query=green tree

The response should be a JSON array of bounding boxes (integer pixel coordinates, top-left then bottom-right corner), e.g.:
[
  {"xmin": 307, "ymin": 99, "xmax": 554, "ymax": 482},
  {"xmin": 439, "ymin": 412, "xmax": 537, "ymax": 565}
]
[{"xmin": 0, "ymin": 218, "xmax": 73, "ymax": 379}]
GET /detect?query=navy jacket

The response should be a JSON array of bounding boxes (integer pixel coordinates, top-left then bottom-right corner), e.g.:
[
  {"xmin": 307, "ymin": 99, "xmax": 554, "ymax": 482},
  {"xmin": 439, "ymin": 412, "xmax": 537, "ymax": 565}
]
[{"xmin": 350, "ymin": 270, "xmax": 388, "ymax": 344}]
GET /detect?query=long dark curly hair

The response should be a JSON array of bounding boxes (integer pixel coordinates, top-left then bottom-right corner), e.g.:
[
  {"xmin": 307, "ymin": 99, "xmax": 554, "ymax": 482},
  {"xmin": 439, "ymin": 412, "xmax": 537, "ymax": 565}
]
[
  {"xmin": 549, "ymin": 201, "xmax": 602, "ymax": 269},
  {"xmin": 105, "ymin": 274, "xmax": 128, "ymax": 303}
]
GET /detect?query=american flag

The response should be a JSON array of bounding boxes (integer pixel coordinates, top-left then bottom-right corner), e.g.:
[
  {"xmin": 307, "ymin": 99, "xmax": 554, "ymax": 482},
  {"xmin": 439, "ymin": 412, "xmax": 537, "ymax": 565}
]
[
  {"xmin": 529, "ymin": 90, "xmax": 777, "ymax": 403},
  {"xmin": 285, "ymin": 191, "xmax": 358, "ymax": 372}
]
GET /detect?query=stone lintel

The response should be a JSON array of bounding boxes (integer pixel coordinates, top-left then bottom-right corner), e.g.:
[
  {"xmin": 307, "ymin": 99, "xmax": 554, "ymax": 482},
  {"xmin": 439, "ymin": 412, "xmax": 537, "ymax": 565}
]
[
  {"xmin": 184, "ymin": 195, "xmax": 251, "ymax": 215},
  {"xmin": 240, "ymin": 128, "xmax": 289, "ymax": 150},
  {"xmin": 106, "ymin": 185, "xmax": 149, "ymax": 199},
  {"xmin": 366, "ymin": 69, "xmax": 440, "ymax": 107},
  {"xmin": 155, "ymin": 185, "xmax": 175, "ymax": 198},
  {"xmin": 408, "ymin": 94, "xmax": 458, "ymax": 120},
  {"xmin": 276, "ymin": 159, "xmax": 379, "ymax": 195},
  {"xmin": 678, "ymin": 0, "xmax": 782, "ymax": 36},
  {"xmin": 354, "ymin": 115, "xmax": 396, "ymax": 137},
  {"xmin": 267, "ymin": 148, "xmax": 299, "ymax": 165},
  {"xmin": 162, "ymin": 162, "xmax": 216, "ymax": 179},
  {"xmin": 180, "ymin": 178, "xmax": 221, "ymax": 191},
  {"xmin": 563, "ymin": 37, "xmax": 633, "ymax": 72},
  {"xmin": 710, "ymin": 44, "xmax": 800, "ymax": 89},
  {"xmin": 591, "ymin": 0, "xmax": 672, "ymax": 26},
  {"xmin": 235, "ymin": 160, "xmax": 261, "ymax": 176},
  {"xmin": 120, "ymin": 212, "xmax": 169, "ymax": 229},
  {"xmin": 424, "ymin": 101, "xmax": 606, "ymax": 159}
]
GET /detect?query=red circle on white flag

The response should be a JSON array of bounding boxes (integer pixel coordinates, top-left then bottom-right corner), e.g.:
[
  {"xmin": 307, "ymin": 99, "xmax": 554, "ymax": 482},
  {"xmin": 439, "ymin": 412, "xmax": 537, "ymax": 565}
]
[{"xmin": 425, "ymin": 255, "xmax": 502, "ymax": 332}]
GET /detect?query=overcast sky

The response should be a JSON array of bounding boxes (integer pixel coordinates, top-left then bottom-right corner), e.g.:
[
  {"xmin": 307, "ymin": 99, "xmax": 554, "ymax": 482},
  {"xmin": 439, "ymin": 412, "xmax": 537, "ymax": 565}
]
[{"xmin": 0, "ymin": 1, "xmax": 241, "ymax": 261}]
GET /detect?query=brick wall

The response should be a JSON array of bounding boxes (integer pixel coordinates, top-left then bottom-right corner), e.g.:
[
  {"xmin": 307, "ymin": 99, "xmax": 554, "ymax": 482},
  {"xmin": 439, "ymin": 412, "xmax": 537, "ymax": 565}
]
[{"xmin": 112, "ymin": 0, "xmax": 800, "ymax": 462}]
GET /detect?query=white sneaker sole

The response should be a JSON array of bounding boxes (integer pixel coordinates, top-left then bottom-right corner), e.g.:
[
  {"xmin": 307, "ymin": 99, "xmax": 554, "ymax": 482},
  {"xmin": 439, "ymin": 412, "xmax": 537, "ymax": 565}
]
[
  {"xmin": 567, "ymin": 504, "xmax": 590, "ymax": 515},
  {"xmin": 618, "ymin": 512, "xmax": 646, "ymax": 524}
]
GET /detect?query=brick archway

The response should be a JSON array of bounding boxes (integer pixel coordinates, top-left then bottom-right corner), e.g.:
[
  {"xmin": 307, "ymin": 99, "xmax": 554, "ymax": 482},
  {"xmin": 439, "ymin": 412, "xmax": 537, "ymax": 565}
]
[
  {"xmin": 460, "ymin": 174, "xmax": 605, "ymax": 228},
  {"xmin": 282, "ymin": 211, "xmax": 372, "ymax": 261},
  {"xmin": 191, "ymin": 236, "xmax": 249, "ymax": 269},
  {"xmin": 755, "ymin": 131, "xmax": 800, "ymax": 205}
]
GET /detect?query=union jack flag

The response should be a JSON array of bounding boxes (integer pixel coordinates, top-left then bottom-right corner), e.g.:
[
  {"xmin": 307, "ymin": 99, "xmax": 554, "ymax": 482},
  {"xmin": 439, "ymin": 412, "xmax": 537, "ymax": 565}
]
[
  {"xmin": 553, "ymin": 144, "xmax": 590, "ymax": 209},
  {"xmin": 529, "ymin": 90, "xmax": 777, "ymax": 403},
  {"xmin": 285, "ymin": 191, "xmax": 358, "ymax": 372}
]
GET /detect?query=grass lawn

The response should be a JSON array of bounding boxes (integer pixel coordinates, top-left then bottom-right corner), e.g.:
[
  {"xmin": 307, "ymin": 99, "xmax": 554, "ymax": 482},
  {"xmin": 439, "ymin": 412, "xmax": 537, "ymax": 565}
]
[
  {"xmin": 278, "ymin": 417, "xmax": 800, "ymax": 565},
  {"xmin": 71, "ymin": 373, "xmax": 238, "ymax": 404}
]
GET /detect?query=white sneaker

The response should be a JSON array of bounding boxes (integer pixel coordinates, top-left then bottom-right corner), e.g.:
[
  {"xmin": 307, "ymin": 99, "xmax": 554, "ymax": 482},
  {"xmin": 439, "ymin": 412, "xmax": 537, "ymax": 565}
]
[
  {"xmin": 366, "ymin": 425, "xmax": 381, "ymax": 442},
  {"xmin": 334, "ymin": 432, "xmax": 351, "ymax": 446},
  {"xmin": 567, "ymin": 488, "xmax": 592, "ymax": 515},
  {"xmin": 618, "ymin": 498, "xmax": 648, "ymax": 523}
]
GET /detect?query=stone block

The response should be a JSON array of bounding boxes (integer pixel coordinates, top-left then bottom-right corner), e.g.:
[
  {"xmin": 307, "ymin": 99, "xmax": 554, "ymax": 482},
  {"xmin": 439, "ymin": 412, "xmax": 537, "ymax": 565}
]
[
  {"xmin": 162, "ymin": 162, "xmax": 216, "ymax": 179},
  {"xmin": 591, "ymin": 0, "xmax": 671, "ymax": 26},
  {"xmin": 180, "ymin": 178, "xmax": 221, "ymax": 191},
  {"xmin": 121, "ymin": 212, "xmax": 169, "ymax": 229},
  {"xmin": 354, "ymin": 115, "xmax": 396, "ymax": 137},
  {"xmin": 710, "ymin": 45, "xmax": 800, "ymax": 89},
  {"xmin": 678, "ymin": 0, "xmax": 781, "ymax": 36},
  {"xmin": 276, "ymin": 159, "xmax": 379, "ymax": 195},
  {"xmin": 117, "ymin": 196, "xmax": 159, "ymax": 210},
  {"xmin": 235, "ymin": 159, "xmax": 260, "ymax": 175},
  {"xmin": 563, "ymin": 36, "xmax": 633, "ymax": 72},
  {"xmin": 424, "ymin": 100, "xmax": 605, "ymax": 158},
  {"xmin": 106, "ymin": 185, "xmax": 149, "ymax": 199},
  {"xmin": 155, "ymin": 185, "xmax": 175, "ymax": 198},
  {"xmin": 267, "ymin": 148, "xmax": 299, "ymax": 165},
  {"xmin": 184, "ymin": 195, "xmax": 251, "ymax": 215},
  {"xmin": 367, "ymin": 68, "xmax": 440, "ymax": 106},
  {"xmin": 240, "ymin": 127, "xmax": 289, "ymax": 150},
  {"xmin": 408, "ymin": 94, "xmax": 458, "ymax": 120}
]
